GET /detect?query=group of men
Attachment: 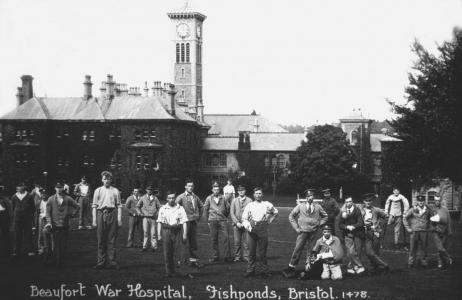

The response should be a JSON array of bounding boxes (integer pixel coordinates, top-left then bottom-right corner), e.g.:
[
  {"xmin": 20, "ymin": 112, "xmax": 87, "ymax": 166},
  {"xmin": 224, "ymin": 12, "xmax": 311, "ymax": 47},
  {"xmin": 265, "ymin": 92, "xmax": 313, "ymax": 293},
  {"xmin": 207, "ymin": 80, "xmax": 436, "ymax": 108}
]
[{"xmin": 0, "ymin": 173, "xmax": 454, "ymax": 280}]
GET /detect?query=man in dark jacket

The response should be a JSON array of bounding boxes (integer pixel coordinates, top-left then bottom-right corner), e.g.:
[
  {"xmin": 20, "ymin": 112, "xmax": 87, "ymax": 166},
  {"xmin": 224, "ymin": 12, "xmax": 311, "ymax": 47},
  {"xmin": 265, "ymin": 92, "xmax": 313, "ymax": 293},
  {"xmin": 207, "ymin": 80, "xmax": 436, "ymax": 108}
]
[
  {"xmin": 203, "ymin": 182, "xmax": 231, "ymax": 262},
  {"xmin": 230, "ymin": 185, "xmax": 252, "ymax": 262},
  {"xmin": 320, "ymin": 189, "xmax": 340, "ymax": 234},
  {"xmin": 430, "ymin": 195, "xmax": 453, "ymax": 269},
  {"xmin": 43, "ymin": 182, "xmax": 79, "ymax": 266},
  {"xmin": 283, "ymin": 188, "xmax": 328, "ymax": 278},
  {"xmin": 0, "ymin": 190, "xmax": 13, "ymax": 258},
  {"xmin": 337, "ymin": 196, "xmax": 365, "ymax": 275},
  {"xmin": 11, "ymin": 182, "xmax": 36, "ymax": 257}
]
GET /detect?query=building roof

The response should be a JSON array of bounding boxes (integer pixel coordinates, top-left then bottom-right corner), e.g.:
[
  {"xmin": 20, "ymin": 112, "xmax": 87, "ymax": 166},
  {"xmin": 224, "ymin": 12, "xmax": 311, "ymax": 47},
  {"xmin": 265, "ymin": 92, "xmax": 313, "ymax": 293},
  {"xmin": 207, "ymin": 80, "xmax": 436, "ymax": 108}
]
[
  {"xmin": 204, "ymin": 114, "xmax": 287, "ymax": 136},
  {"xmin": 1, "ymin": 96, "xmax": 197, "ymax": 122},
  {"xmin": 370, "ymin": 133, "xmax": 402, "ymax": 152},
  {"xmin": 202, "ymin": 133, "xmax": 305, "ymax": 152},
  {"xmin": 339, "ymin": 110, "xmax": 371, "ymax": 122},
  {"xmin": 167, "ymin": 1, "xmax": 206, "ymax": 21}
]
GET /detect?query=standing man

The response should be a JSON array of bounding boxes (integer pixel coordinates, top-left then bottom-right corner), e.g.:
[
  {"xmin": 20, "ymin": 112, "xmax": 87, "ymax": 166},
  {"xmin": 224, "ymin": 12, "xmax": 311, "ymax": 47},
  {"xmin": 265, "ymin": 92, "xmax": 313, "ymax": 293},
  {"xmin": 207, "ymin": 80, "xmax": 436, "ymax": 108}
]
[
  {"xmin": 0, "ymin": 190, "xmax": 12, "ymax": 258},
  {"xmin": 241, "ymin": 187, "xmax": 278, "ymax": 277},
  {"xmin": 430, "ymin": 195, "xmax": 453, "ymax": 269},
  {"xmin": 92, "ymin": 171, "xmax": 122, "ymax": 270},
  {"xmin": 230, "ymin": 185, "xmax": 252, "ymax": 262},
  {"xmin": 43, "ymin": 183, "xmax": 79, "ymax": 267},
  {"xmin": 320, "ymin": 189, "xmax": 340, "ymax": 234},
  {"xmin": 11, "ymin": 182, "xmax": 36, "ymax": 257},
  {"xmin": 283, "ymin": 188, "xmax": 328, "ymax": 279},
  {"xmin": 157, "ymin": 191, "xmax": 188, "ymax": 277},
  {"xmin": 337, "ymin": 196, "xmax": 365, "ymax": 275},
  {"xmin": 203, "ymin": 182, "xmax": 232, "ymax": 262},
  {"xmin": 359, "ymin": 194, "xmax": 390, "ymax": 274},
  {"xmin": 125, "ymin": 188, "xmax": 142, "ymax": 248},
  {"xmin": 176, "ymin": 179, "xmax": 203, "ymax": 268},
  {"xmin": 36, "ymin": 189, "xmax": 49, "ymax": 255},
  {"xmin": 385, "ymin": 187, "xmax": 410, "ymax": 250},
  {"xmin": 223, "ymin": 179, "xmax": 235, "ymax": 205},
  {"xmin": 74, "ymin": 176, "xmax": 93, "ymax": 230},
  {"xmin": 404, "ymin": 195, "xmax": 431, "ymax": 268},
  {"xmin": 137, "ymin": 185, "xmax": 161, "ymax": 252}
]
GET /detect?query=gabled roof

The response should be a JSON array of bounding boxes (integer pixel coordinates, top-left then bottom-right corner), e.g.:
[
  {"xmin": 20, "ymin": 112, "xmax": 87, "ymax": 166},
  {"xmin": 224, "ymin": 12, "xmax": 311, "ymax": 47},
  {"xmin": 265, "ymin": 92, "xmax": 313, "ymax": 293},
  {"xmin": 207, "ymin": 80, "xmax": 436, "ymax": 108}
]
[
  {"xmin": 204, "ymin": 114, "xmax": 287, "ymax": 136},
  {"xmin": 370, "ymin": 133, "xmax": 402, "ymax": 152},
  {"xmin": 202, "ymin": 133, "xmax": 305, "ymax": 152},
  {"xmin": 202, "ymin": 137, "xmax": 238, "ymax": 151},
  {"xmin": 1, "ymin": 96, "xmax": 197, "ymax": 123}
]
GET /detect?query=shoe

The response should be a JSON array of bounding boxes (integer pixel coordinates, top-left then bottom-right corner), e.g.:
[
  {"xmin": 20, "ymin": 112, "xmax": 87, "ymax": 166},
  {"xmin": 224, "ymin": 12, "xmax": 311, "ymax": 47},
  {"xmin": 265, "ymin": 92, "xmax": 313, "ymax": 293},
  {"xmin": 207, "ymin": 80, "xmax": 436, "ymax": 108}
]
[
  {"xmin": 93, "ymin": 264, "xmax": 105, "ymax": 269},
  {"xmin": 86, "ymin": 226, "xmax": 93, "ymax": 230},
  {"xmin": 78, "ymin": 226, "xmax": 84, "ymax": 230},
  {"xmin": 402, "ymin": 246, "xmax": 409, "ymax": 251},
  {"xmin": 107, "ymin": 262, "xmax": 120, "ymax": 270},
  {"xmin": 233, "ymin": 257, "xmax": 241, "ymax": 262},
  {"xmin": 243, "ymin": 271, "xmax": 255, "ymax": 278},
  {"xmin": 37, "ymin": 249, "xmax": 44, "ymax": 255},
  {"xmin": 282, "ymin": 266, "xmax": 296, "ymax": 279},
  {"xmin": 141, "ymin": 248, "xmax": 148, "ymax": 252},
  {"xmin": 347, "ymin": 268, "xmax": 356, "ymax": 275},
  {"xmin": 356, "ymin": 267, "xmax": 366, "ymax": 274},
  {"xmin": 208, "ymin": 257, "xmax": 219, "ymax": 263},
  {"xmin": 27, "ymin": 252, "xmax": 35, "ymax": 257},
  {"xmin": 437, "ymin": 264, "xmax": 443, "ymax": 269}
]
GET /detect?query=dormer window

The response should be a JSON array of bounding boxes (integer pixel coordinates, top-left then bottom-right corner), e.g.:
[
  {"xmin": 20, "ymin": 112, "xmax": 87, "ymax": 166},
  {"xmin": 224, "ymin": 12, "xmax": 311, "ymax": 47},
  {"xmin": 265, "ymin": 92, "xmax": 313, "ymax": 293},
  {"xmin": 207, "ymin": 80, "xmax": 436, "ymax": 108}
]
[
  {"xmin": 89, "ymin": 130, "xmax": 95, "ymax": 142},
  {"xmin": 82, "ymin": 130, "xmax": 88, "ymax": 141}
]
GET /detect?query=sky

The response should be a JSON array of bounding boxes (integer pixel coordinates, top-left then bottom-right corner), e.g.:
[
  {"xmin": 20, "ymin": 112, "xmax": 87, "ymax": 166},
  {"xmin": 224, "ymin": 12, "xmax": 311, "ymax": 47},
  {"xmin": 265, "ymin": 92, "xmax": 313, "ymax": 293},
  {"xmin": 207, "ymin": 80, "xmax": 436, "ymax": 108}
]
[{"xmin": 0, "ymin": 0, "xmax": 461, "ymax": 126}]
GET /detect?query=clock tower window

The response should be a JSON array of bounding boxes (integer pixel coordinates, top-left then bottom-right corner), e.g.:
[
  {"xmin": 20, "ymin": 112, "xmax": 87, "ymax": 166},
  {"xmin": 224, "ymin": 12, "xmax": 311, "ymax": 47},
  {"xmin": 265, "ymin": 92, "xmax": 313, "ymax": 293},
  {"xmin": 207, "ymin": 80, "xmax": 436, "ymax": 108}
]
[
  {"xmin": 176, "ymin": 43, "xmax": 180, "ymax": 63},
  {"xmin": 186, "ymin": 43, "xmax": 190, "ymax": 63},
  {"xmin": 181, "ymin": 68, "xmax": 185, "ymax": 78},
  {"xmin": 181, "ymin": 43, "xmax": 185, "ymax": 63}
]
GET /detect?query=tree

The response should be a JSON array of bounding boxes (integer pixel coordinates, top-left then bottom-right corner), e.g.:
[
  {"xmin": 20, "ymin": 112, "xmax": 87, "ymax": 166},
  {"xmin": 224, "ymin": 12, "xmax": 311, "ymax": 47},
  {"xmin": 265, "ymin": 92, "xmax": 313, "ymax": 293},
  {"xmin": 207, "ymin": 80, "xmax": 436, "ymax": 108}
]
[
  {"xmin": 290, "ymin": 125, "xmax": 359, "ymax": 193},
  {"xmin": 388, "ymin": 28, "xmax": 462, "ymax": 185}
]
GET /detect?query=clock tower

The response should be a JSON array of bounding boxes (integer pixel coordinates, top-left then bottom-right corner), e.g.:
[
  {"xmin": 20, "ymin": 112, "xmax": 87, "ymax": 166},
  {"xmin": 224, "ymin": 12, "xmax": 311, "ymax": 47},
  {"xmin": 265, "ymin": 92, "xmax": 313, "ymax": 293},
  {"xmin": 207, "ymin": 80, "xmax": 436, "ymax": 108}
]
[{"xmin": 168, "ymin": 2, "xmax": 206, "ymax": 122}]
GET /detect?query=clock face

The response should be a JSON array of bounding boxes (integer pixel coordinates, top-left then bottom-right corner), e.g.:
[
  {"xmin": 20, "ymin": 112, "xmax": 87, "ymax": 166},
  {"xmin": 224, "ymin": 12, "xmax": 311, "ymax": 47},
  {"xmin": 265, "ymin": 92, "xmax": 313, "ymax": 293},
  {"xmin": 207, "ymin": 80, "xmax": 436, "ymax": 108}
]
[
  {"xmin": 177, "ymin": 23, "xmax": 190, "ymax": 38},
  {"xmin": 196, "ymin": 25, "xmax": 201, "ymax": 38}
]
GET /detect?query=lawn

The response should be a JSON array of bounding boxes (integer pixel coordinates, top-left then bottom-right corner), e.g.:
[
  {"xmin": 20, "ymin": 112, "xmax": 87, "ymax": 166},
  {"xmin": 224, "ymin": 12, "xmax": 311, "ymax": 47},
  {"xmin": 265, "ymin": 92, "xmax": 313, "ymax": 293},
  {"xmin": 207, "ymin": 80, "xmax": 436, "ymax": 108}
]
[{"xmin": 1, "ymin": 199, "xmax": 461, "ymax": 300}]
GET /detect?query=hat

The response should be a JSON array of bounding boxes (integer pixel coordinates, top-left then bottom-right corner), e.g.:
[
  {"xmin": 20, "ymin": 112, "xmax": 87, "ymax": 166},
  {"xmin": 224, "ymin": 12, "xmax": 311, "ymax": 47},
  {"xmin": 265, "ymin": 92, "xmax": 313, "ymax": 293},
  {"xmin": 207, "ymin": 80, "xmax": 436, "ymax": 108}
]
[
  {"xmin": 322, "ymin": 224, "xmax": 332, "ymax": 231},
  {"xmin": 212, "ymin": 182, "xmax": 220, "ymax": 188},
  {"xmin": 146, "ymin": 185, "xmax": 154, "ymax": 191},
  {"xmin": 81, "ymin": 175, "xmax": 87, "ymax": 180},
  {"xmin": 362, "ymin": 193, "xmax": 376, "ymax": 202},
  {"xmin": 55, "ymin": 182, "xmax": 64, "ymax": 188},
  {"xmin": 416, "ymin": 195, "xmax": 425, "ymax": 202},
  {"xmin": 322, "ymin": 188, "xmax": 331, "ymax": 194},
  {"xmin": 39, "ymin": 188, "xmax": 47, "ymax": 194},
  {"xmin": 237, "ymin": 185, "xmax": 246, "ymax": 191},
  {"xmin": 305, "ymin": 188, "xmax": 316, "ymax": 195},
  {"xmin": 17, "ymin": 182, "xmax": 26, "ymax": 187}
]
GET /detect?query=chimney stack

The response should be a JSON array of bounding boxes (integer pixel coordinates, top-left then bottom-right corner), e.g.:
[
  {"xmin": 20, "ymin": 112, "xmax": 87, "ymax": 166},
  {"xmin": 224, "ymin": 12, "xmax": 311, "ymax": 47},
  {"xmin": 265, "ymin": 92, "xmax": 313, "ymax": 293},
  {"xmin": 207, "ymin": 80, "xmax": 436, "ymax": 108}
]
[
  {"xmin": 16, "ymin": 87, "xmax": 24, "ymax": 106},
  {"xmin": 166, "ymin": 83, "xmax": 176, "ymax": 116},
  {"xmin": 143, "ymin": 82, "xmax": 149, "ymax": 97},
  {"xmin": 106, "ymin": 74, "xmax": 115, "ymax": 99},
  {"xmin": 83, "ymin": 75, "xmax": 93, "ymax": 100},
  {"xmin": 21, "ymin": 75, "xmax": 34, "ymax": 102},
  {"xmin": 100, "ymin": 81, "xmax": 107, "ymax": 98}
]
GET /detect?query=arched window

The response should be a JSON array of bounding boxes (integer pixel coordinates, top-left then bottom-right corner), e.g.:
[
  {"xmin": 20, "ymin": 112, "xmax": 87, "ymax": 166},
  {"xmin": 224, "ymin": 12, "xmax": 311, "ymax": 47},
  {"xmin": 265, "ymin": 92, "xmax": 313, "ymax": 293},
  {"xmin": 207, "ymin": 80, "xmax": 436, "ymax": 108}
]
[
  {"xmin": 181, "ymin": 43, "xmax": 185, "ymax": 63},
  {"xmin": 186, "ymin": 43, "xmax": 190, "ymax": 62},
  {"xmin": 351, "ymin": 130, "xmax": 359, "ymax": 145},
  {"xmin": 181, "ymin": 68, "xmax": 185, "ymax": 78},
  {"xmin": 176, "ymin": 43, "xmax": 180, "ymax": 63}
]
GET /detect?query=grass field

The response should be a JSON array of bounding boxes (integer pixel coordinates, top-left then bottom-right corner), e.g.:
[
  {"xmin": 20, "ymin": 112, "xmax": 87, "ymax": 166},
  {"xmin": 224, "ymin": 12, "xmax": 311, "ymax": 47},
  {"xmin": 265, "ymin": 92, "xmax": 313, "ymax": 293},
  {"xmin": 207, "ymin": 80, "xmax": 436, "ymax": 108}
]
[{"xmin": 1, "ymin": 200, "xmax": 461, "ymax": 300}]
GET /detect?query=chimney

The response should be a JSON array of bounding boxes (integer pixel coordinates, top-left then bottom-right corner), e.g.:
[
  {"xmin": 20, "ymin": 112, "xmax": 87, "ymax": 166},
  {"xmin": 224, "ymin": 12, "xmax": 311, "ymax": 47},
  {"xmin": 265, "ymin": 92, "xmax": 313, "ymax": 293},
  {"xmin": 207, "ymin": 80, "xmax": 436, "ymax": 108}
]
[
  {"xmin": 16, "ymin": 87, "xmax": 24, "ymax": 106},
  {"xmin": 197, "ymin": 101, "xmax": 204, "ymax": 122},
  {"xmin": 106, "ymin": 74, "xmax": 115, "ymax": 99},
  {"xmin": 143, "ymin": 82, "xmax": 149, "ymax": 97},
  {"xmin": 253, "ymin": 118, "xmax": 260, "ymax": 132},
  {"xmin": 21, "ymin": 75, "xmax": 34, "ymax": 102},
  {"xmin": 83, "ymin": 75, "xmax": 93, "ymax": 100},
  {"xmin": 162, "ymin": 83, "xmax": 168, "ymax": 98},
  {"xmin": 166, "ymin": 83, "xmax": 176, "ymax": 116},
  {"xmin": 128, "ymin": 87, "xmax": 135, "ymax": 96},
  {"xmin": 100, "ymin": 81, "xmax": 107, "ymax": 98}
]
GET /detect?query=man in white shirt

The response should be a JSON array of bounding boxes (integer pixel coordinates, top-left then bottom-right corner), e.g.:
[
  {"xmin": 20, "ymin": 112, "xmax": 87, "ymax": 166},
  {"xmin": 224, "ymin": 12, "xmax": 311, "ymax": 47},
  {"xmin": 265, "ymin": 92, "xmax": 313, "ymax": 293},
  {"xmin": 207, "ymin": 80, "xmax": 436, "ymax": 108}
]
[
  {"xmin": 92, "ymin": 171, "xmax": 122, "ymax": 270},
  {"xmin": 157, "ymin": 191, "xmax": 188, "ymax": 277},
  {"xmin": 36, "ymin": 189, "xmax": 50, "ymax": 255},
  {"xmin": 74, "ymin": 176, "xmax": 93, "ymax": 230},
  {"xmin": 241, "ymin": 187, "xmax": 278, "ymax": 277},
  {"xmin": 223, "ymin": 179, "xmax": 235, "ymax": 205},
  {"xmin": 384, "ymin": 187, "xmax": 410, "ymax": 250}
]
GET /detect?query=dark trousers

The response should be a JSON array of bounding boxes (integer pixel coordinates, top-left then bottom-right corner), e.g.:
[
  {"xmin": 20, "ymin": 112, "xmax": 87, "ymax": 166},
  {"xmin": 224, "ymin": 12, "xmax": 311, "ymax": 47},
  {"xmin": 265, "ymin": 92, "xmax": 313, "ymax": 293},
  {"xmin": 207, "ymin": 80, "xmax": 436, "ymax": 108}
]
[
  {"xmin": 289, "ymin": 231, "xmax": 319, "ymax": 267},
  {"xmin": 233, "ymin": 226, "xmax": 249, "ymax": 260},
  {"xmin": 409, "ymin": 231, "xmax": 428, "ymax": 265},
  {"xmin": 247, "ymin": 227, "xmax": 269, "ymax": 273},
  {"xmin": 44, "ymin": 226, "xmax": 68, "ymax": 266},
  {"xmin": 432, "ymin": 232, "xmax": 451, "ymax": 265},
  {"xmin": 14, "ymin": 218, "xmax": 33, "ymax": 255},
  {"xmin": 364, "ymin": 230, "xmax": 387, "ymax": 268},
  {"xmin": 183, "ymin": 221, "xmax": 198, "ymax": 261},
  {"xmin": 208, "ymin": 220, "xmax": 231, "ymax": 259},
  {"xmin": 161, "ymin": 226, "xmax": 181, "ymax": 274},
  {"xmin": 0, "ymin": 213, "xmax": 11, "ymax": 256},
  {"xmin": 127, "ymin": 216, "xmax": 142, "ymax": 247},
  {"xmin": 78, "ymin": 196, "xmax": 92, "ymax": 227},
  {"xmin": 96, "ymin": 209, "xmax": 118, "ymax": 266}
]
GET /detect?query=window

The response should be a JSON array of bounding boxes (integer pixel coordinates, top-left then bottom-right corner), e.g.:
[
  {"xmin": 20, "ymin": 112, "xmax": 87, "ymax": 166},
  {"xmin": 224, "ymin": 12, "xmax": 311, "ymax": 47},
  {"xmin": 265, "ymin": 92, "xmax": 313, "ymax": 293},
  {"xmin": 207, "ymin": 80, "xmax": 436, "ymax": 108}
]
[
  {"xmin": 186, "ymin": 43, "xmax": 190, "ymax": 62},
  {"xmin": 181, "ymin": 90, "xmax": 185, "ymax": 98},
  {"xmin": 176, "ymin": 43, "xmax": 180, "ymax": 63},
  {"xmin": 143, "ymin": 130, "xmax": 149, "ymax": 140},
  {"xmin": 89, "ymin": 130, "xmax": 95, "ymax": 142},
  {"xmin": 82, "ymin": 130, "xmax": 88, "ymax": 141},
  {"xmin": 28, "ymin": 130, "xmax": 35, "ymax": 139},
  {"xmin": 181, "ymin": 43, "xmax": 185, "ymax": 63},
  {"xmin": 197, "ymin": 44, "xmax": 201, "ymax": 64},
  {"xmin": 350, "ymin": 130, "xmax": 359, "ymax": 145},
  {"xmin": 136, "ymin": 154, "xmax": 142, "ymax": 170},
  {"xmin": 211, "ymin": 154, "xmax": 219, "ymax": 166},
  {"xmin": 57, "ymin": 156, "xmax": 64, "ymax": 167},
  {"xmin": 15, "ymin": 129, "xmax": 29, "ymax": 141},
  {"xmin": 205, "ymin": 154, "xmax": 212, "ymax": 166},
  {"xmin": 150, "ymin": 130, "xmax": 156, "ymax": 140},
  {"xmin": 143, "ymin": 154, "xmax": 150, "ymax": 170},
  {"xmin": 181, "ymin": 68, "xmax": 185, "ymax": 78},
  {"xmin": 83, "ymin": 155, "xmax": 94, "ymax": 167},
  {"xmin": 264, "ymin": 156, "xmax": 270, "ymax": 167},
  {"xmin": 135, "ymin": 130, "xmax": 141, "ymax": 141},
  {"xmin": 219, "ymin": 153, "xmax": 227, "ymax": 167},
  {"xmin": 0, "ymin": 132, "xmax": 3, "ymax": 142},
  {"xmin": 277, "ymin": 154, "xmax": 286, "ymax": 168}
]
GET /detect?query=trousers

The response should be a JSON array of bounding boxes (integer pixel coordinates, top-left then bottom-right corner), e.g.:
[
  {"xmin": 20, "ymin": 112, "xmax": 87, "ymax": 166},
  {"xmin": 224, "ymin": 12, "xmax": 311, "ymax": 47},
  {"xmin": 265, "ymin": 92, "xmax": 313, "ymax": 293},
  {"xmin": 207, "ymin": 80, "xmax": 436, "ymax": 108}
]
[
  {"xmin": 78, "ymin": 196, "xmax": 92, "ymax": 227},
  {"xmin": 432, "ymin": 232, "xmax": 451, "ymax": 265},
  {"xmin": 345, "ymin": 235, "xmax": 364, "ymax": 270},
  {"xmin": 14, "ymin": 218, "xmax": 33, "ymax": 255},
  {"xmin": 364, "ymin": 230, "xmax": 387, "ymax": 268},
  {"xmin": 321, "ymin": 263, "xmax": 342, "ymax": 280},
  {"xmin": 409, "ymin": 231, "xmax": 428, "ymax": 265},
  {"xmin": 96, "ymin": 208, "xmax": 118, "ymax": 266},
  {"xmin": 161, "ymin": 226, "xmax": 182, "ymax": 274},
  {"xmin": 247, "ymin": 226, "xmax": 269, "ymax": 273},
  {"xmin": 142, "ymin": 217, "xmax": 157, "ymax": 248},
  {"xmin": 289, "ymin": 231, "xmax": 319, "ymax": 267},
  {"xmin": 127, "ymin": 216, "xmax": 142, "ymax": 247},
  {"xmin": 44, "ymin": 226, "xmax": 68, "ymax": 266},
  {"xmin": 208, "ymin": 220, "xmax": 231, "ymax": 259},
  {"xmin": 233, "ymin": 226, "xmax": 249, "ymax": 260}
]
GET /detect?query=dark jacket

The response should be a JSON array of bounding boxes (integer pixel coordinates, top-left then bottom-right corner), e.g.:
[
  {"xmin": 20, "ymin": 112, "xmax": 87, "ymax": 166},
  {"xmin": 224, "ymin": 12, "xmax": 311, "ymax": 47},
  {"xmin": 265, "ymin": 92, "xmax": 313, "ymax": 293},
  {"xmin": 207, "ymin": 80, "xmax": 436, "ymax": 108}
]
[
  {"xmin": 430, "ymin": 205, "xmax": 452, "ymax": 234},
  {"xmin": 404, "ymin": 205, "xmax": 432, "ymax": 232},
  {"xmin": 358, "ymin": 205, "xmax": 387, "ymax": 234},
  {"xmin": 203, "ymin": 194, "xmax": 230, "ymax": 221},
  {"xmin": 321, "ymin": 197, "xmax": 340, "ymax": 223},
  {"xmin": 337, "ymin": 204, "xmax": 364, "ymax": 238},
  {"xmin": 0, "ymin": 197, "xmax": 12, "ymax": 220},
  {"xmin": 11, "ymin": 192, "xmax": 36, "ymax": 222},
  {"xmin": 125, "ymin": 195, "xmax": 141, "ymax": 216},
  {"xmin": 136, "ymin": 194, "xmax": 161, "ymax": 218},
  {"xmin": 46, "ymin": 194, "xmax": 79, "ymax": 228},
  {"xmin": 176, "ymin": 192, "xmax": 203, "ymax": 222},
  {"xmin": 230, "ymin": 196, "xmax": 252, "ymax": 225}
]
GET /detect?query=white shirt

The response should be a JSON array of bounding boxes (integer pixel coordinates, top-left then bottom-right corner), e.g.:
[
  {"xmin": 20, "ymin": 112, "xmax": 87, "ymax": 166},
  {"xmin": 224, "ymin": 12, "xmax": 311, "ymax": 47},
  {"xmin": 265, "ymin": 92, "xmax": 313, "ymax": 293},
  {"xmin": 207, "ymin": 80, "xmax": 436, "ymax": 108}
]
[
  {"xmin": 242, "ymin": 200, "xmax": 278, "ymax": 222},
  {"xmin": 0, "ymin": 203, "xmax": 5, "ymax": 211},
  {"xmin": 39, "ymin": 200, "xmax": 47, "ymax": 218},
  {"xmin": 306, "ymin": 202, "xmax": 314, "ymax": 214},
  {"xmin": 223, "ymin": 185, "xmax": 235, "ymax": 195},
  {"xmin": 16, "ymin": 192, "xmax": 27, "ymax": 201},
  {"xmin": 213, "ymin": 195, "xmax": 220, "ymax": 204},
  {"xmin": 57, "ymin": 195, "xmax": 64, "ymax": 206},
  {"xmin": 364, "ymin": 207, "xmax": 373, "ymax": 225},
  {"xmin": 157, "ymin": 204, "xmax": 188, "ymax": 226},
  {"xmin": 93, "ymin": 186, "xmax": 121, "ymax": 209},
  {"xmin": 79, "ymin": 184, "xmax": 89, "ymax": 196}
]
